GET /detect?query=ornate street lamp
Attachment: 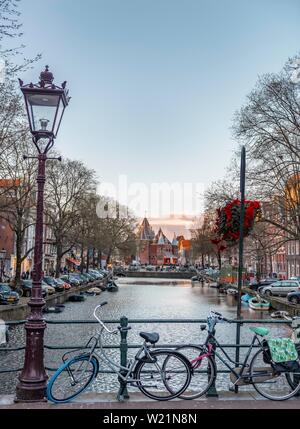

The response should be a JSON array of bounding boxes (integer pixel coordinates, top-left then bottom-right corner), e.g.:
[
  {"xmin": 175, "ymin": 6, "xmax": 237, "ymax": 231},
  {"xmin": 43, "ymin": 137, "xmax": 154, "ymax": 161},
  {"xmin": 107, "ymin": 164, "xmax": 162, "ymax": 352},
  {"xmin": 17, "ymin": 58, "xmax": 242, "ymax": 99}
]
[{"xmin": 15, "ymin": 67, "xmax": 70, "ymax": 401}]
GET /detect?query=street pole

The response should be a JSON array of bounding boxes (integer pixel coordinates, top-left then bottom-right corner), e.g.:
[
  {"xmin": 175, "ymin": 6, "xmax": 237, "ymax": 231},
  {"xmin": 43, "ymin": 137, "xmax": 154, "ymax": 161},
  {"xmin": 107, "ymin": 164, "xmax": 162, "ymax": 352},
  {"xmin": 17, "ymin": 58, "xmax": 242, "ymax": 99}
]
[
  {"xmin": 15, "ymin": 66, "xmax": 70, "ymax": 401},
  {"xmin": 16, "ymin": 152, "xmax": 48, "ymax": 401},
  {"xmin": 235, "ymin": 145, "xmax": 246, "ymax": 393}
]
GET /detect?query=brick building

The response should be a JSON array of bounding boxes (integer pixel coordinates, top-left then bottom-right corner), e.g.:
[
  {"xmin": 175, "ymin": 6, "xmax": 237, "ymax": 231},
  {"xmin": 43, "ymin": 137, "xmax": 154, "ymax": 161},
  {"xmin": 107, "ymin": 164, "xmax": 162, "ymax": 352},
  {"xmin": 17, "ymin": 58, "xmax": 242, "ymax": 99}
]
[{"xmin": 138, "ymin": 218, "xmax": 178, "ymax": 265}]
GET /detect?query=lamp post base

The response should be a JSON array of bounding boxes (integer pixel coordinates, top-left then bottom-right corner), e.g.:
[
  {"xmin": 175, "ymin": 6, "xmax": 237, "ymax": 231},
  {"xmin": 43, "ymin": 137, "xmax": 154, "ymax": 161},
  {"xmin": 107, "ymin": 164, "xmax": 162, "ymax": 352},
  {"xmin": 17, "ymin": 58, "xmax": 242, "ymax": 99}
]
[{"xmin": 15, "ymin": 317, "xmax": 48, "ymax": 402}]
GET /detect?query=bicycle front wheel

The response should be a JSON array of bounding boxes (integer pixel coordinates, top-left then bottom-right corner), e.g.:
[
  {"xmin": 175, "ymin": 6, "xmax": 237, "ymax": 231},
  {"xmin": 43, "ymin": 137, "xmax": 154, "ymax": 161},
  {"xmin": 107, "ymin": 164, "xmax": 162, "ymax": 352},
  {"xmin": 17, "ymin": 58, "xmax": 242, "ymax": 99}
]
[
  {"xmin": 47, "ymin": 355, "xmax": 99, "ymax": 403},
  {"xmin": 250, "ymin": 349, "xmax": 300, "ymax": 401},
  {"xmin": 134, "ymin": 350, "xmax": 192, "ymax": 401},
  {"xmin": 175, "ymin": 345, "xmax": 216, "ymax": 399}
]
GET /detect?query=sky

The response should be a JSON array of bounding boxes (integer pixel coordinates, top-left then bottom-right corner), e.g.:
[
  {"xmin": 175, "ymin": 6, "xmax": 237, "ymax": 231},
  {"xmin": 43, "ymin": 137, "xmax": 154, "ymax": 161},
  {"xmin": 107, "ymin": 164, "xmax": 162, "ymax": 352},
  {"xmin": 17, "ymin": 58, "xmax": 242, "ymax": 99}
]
[{"xmin": 14, "ymin": 0, "xmax": 300, "ymax": 224}]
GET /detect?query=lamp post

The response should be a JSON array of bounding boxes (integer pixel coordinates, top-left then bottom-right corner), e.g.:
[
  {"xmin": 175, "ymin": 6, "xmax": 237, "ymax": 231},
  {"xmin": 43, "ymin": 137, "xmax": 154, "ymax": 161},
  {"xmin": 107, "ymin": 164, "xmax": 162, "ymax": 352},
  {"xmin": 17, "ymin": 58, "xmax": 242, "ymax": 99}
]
[
  {"xmin": 234, "ymin": 145, "xmax": 246, "ymax": 394},
  {"xmin": 15, "ymin": 66, "xmax": 70, "ymax": 401}
]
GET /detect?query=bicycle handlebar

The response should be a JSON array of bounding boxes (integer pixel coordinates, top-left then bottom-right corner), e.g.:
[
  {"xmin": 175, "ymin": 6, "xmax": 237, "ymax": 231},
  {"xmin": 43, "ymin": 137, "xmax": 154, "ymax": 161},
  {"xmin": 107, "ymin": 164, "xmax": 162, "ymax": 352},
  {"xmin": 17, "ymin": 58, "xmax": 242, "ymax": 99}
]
[
  {"xmin": 93, "ymin": 301, "xmax": 118, "ymax": 334},
  {"xmin": 209, "ymin": 310, "xmax": 233, "ymax": 324}
]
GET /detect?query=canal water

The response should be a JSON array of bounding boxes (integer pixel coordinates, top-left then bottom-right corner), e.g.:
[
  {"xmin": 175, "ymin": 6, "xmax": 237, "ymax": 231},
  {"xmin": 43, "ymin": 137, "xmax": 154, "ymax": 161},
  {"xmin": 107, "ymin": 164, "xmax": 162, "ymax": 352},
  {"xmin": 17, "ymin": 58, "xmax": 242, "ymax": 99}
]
[{"xmin": 0, "ymin": 278, "xmax": 291, "ymax": 395}]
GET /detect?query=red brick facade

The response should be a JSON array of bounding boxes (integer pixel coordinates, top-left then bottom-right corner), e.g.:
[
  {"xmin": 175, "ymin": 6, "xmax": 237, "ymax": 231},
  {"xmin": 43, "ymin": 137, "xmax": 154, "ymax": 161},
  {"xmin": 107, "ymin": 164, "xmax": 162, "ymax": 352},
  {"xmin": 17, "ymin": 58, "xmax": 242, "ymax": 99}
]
[{"xmin": 138, "ymin": 218, "xmax": 178, "ymax": 265}]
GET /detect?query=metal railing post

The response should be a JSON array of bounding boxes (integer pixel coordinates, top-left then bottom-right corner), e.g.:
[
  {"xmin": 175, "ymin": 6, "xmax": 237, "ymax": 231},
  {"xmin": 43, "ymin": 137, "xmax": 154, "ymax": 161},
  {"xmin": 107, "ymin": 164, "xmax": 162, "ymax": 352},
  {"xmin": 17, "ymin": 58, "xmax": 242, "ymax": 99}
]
[
  {"xmin": 117, "ymin": 315, "xmax": 130, "ymax": 401},
  {"xmin": 206, "ymin": 328, "xmax": 219, "ymax": 398}
]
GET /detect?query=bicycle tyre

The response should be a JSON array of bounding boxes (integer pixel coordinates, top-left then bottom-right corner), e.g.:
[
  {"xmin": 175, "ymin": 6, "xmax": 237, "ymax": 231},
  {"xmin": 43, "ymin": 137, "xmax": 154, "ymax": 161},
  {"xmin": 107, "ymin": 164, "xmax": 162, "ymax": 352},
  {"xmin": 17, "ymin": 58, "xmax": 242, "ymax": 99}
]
[
  {"xmin": 134, "ymin": 349, "xmax": 192, "ymax": 401},
  {"xmin": 47, "ymin": 354, "xmax": 99, "ymax": 404},
  {"xmin": 250, "ymin": 348, "xmax": 300, "ymax": 401},
  {"xmin": 175, "ymin": 345, "xmax": 217, "ymax": 399}
]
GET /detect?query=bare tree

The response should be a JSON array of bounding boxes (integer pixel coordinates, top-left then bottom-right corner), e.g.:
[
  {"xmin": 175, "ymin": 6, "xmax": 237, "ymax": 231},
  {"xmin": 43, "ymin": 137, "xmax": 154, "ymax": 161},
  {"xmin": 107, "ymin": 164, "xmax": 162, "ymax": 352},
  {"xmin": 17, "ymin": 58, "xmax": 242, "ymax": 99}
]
[
  {"xmin": 0, "ymin": 0, "xmax": 41, "ymax": 77},
  {"xmin": 0, "ymin": 136, "xmax": 37, "ymax": 284},
  {"xmin": 45, "ymin": 158, "xmax": 97, "ymax": 277}
]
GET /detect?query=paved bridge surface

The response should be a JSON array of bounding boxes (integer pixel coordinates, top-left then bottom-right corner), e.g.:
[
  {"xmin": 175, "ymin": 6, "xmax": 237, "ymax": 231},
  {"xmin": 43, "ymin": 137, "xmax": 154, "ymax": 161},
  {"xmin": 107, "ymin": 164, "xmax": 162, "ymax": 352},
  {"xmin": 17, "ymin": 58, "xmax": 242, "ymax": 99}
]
[{"xmin": 1, "ymin": 392, "xmax": 299, "ymax": 409}]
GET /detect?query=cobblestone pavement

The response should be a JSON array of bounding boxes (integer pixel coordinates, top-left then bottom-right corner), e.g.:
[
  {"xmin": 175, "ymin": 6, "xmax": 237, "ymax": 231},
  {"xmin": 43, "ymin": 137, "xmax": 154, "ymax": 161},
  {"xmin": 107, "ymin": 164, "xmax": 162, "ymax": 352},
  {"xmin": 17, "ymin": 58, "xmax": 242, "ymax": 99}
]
[{"xmin": 1, "ymin": 392, "xmax": 300, "ymax": 409}]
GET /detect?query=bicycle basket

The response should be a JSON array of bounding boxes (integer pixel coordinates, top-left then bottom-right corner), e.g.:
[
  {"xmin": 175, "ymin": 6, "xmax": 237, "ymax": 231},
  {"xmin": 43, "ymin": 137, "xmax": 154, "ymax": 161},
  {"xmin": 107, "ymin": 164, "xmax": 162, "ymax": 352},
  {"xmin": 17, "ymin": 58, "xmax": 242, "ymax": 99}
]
[
  {"xmin": 267, "ymin": 338, "xmax": 300, "ymax": 373},
  {"xmin": 271, "ymin": 360, "xmax": 300, "ymax": 373},
  {"xmin": 267, "ymin": 338, "xmax": 298, "ymax": 363}
]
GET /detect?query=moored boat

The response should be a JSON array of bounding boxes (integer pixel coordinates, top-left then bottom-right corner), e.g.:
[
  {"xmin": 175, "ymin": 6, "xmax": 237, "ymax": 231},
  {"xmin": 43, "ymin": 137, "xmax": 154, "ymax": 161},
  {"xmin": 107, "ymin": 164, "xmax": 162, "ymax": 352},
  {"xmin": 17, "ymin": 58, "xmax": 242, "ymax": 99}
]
[
  {"xmin": 86, "ymin": 287, "xmax": 102, "ymax": 295},
  {"xmin": 106, "ymin": 281, "xmax": 119, "ymax": 292},
  {"xmin": 271, "ymin": 310, "xmax": 289, "ymax": 319},
  {"xmin": 241, "ymin": 293, "xmax": 251, "ymax": 303},
  {"xmin": 248, "ymin": 296, "xmax": 270, "ymax": 311},
  {"xmin": 227, "ymin": 288, "xmax": 238, "ymax": 295},
  {"xmin": 68, "ymin": 294, "xmax": 86, "ymax": 302},
  {"xmin": 43, "ymin": 304, "xmax": 65, "ymax": 313}
]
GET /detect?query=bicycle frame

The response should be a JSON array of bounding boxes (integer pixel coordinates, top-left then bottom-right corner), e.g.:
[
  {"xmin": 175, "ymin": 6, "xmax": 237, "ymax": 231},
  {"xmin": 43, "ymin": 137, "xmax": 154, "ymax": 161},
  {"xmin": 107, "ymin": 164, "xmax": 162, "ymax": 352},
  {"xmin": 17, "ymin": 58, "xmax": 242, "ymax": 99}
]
[
  {"xmin": 194, "ymin": 328, "xmax": 265, "ymax": 384},
  {"xmin": 62, "ymin": 324, "xmax": 162, "ymax": 386}
]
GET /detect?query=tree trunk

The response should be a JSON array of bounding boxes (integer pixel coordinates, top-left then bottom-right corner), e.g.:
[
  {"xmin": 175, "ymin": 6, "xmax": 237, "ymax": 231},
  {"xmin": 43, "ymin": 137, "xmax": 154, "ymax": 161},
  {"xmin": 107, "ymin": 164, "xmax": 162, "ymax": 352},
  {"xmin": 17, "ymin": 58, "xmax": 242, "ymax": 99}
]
[
  {"xmin": 55, "ymin": 242, "xmax": 63, "ymax": 278},
  {"xmin": 92, "ymin": 247, "xmax": 95, "ymax": 268},
  {"xmin": 15, "ymin": 231, "xmax": 23, "ymax": 286},
  {"xmin": 98, "ymin": 249, "xmax": 102, "ymax": 268},
  {"xmin": 269, "ymin": 253, "xmax": 273, "ymax": 276},
  {"xmin": 106, "ymin": 249, "xmax": 112, "ymax": 266},
  {"xmin": 86, "ymin": 247, "xmax": 90, "ymax": 273},
  {"xmin": 201, "ymin": 253, "xmax": 204, "ymax": 268},
  {"xmin": 217, "ymin": 250, "xmax": 222, "ymax": 270},
  {"xmin": 80, "ymin": 245, "xmax": 84, "ymax": 274}
]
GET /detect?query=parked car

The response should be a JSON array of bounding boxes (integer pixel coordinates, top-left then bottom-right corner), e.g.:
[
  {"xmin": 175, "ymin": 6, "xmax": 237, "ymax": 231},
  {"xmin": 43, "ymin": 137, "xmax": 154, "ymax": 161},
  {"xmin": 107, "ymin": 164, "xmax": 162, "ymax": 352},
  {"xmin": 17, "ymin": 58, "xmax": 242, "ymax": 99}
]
[
  {"xmin": 72, "ymin": 273, "xmax": 88, "ymax": 284},
  {"xmin": 259, "ymin": 280, "xmax": 300, "ymax": 297},
  {"xmin": 0, "ymin": 283, "xmax": 19, "ymax": 305},
  {"xmin": 113, "ymin": 267, "xmax": 126, "ymax": 277},
  {"xmin": 54, "ymin": 277, "xmax": 71, "ymax": 290},
  {"xmin": 287, "ymin": 291, "xmax": 300, "ymax": 305},
  {"xmin": 20, "ymin": 280, "xmax": 48, "ymax": 298},
  {"xmin": 78, "ymin": 273, "xmax": 93, "ymax": 283},
  {"xmin": 41, "ymin": 281, "xmax": 56, "ymax": 295},
  {"xmin": 69, "ymin": 274, "xmax": 84, "ymax": 285},
  {"xmin": 43, "ymin": 276, "xmax": 64, "ymax": 293},
  {"xmin": 89, "ymin": 270, "xmax": 103, "ymax": 279},
  {"xmin": 128, "ymin": 265, "xmax": 139, "ymax": 272},
  {"xmin": 249, "ymin": 279, "xmax": 277, "ymax": 292},
  {"xmin": 86, "ymin": 272, "xmax": 98, "ymax": 281},
  {"xmin": 60, "ymin": 275, "xmax": 80, "ymax": 287}
]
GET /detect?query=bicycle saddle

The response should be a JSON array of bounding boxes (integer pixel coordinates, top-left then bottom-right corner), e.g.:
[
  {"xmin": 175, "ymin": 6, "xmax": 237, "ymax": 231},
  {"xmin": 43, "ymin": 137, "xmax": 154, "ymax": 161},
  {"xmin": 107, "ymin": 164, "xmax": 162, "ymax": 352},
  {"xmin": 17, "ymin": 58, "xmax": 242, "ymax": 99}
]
[{"xmin": 139, "ymin": 332, "xmax": 159, "ymax": 344}]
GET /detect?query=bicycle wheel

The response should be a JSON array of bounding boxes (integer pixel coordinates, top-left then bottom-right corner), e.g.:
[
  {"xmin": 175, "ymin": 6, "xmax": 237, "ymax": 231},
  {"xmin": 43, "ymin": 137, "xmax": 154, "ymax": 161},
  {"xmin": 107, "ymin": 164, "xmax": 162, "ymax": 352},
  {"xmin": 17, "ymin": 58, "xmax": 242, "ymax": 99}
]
[
  {"xmin": 250, "ymin": 349, "xmax": 300, "ymax": 401},
  {"xmin": 175, "ymin": 345, "xmax": 216, "ymax": 399},
  {"xmin": 134, "ymin": 349, "xmax": 191, "ymax": 401},
  {"xmin": 47, "ymin": 354, "xmax": 99, "ymax": 403}
]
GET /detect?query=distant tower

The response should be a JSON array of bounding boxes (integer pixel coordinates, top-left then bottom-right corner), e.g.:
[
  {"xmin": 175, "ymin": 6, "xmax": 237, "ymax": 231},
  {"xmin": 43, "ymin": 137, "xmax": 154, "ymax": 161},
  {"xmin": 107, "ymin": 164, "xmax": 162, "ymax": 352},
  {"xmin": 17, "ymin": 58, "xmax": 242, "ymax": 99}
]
[
  {"xmin": 138, "ymin": 217, "xmax": 155, "ymax": 264},
  {"xmin": 172, "ymin": 233, "xmax": 179, "ymax": 258}
]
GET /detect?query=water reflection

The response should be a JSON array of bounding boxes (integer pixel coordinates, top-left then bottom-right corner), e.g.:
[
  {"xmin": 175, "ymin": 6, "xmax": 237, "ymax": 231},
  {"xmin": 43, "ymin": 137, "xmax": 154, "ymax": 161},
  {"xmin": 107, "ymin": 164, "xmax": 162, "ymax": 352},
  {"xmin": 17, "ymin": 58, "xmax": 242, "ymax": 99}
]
[{"xmin": 0, "ymin": 278, "xmax": 291, "ymax": 395}]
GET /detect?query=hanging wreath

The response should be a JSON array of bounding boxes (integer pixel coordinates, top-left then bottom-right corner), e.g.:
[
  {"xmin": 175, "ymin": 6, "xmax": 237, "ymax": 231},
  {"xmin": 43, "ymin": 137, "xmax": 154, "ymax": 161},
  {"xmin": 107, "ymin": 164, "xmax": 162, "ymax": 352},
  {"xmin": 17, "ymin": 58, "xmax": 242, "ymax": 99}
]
[{"xmin": 211, "ymin": 199, "xmax": 261, "ymax": 250}]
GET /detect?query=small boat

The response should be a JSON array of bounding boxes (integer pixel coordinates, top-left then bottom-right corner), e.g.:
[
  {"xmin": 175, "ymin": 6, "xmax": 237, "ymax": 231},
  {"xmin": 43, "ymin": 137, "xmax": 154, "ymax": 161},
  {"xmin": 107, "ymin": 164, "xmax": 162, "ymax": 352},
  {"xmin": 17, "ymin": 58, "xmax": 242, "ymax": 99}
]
[
  {"xmin": 43, "ymin": 304, "xmax": 65, "ymax": 313},
  {"xmin": 249, "ymin": 296, "xmax": 270, "ymax": 311},
  {"xmin": 227, "ymin": 288, "xmax": 238, "ymax": 295},
  {"xmin": 241, "ymin": 293, "xmax": 251, "ymax": 303},
  {"xmin": 68, "ymin": 294, "xmax": 86, "ymax": 302},
  {"xmin": 106, "ymin": 281, "xmax": 119, "ymax": 292},
  {"xmin": 271, "ymin": 310, "xmax": 289, "ymax": 319},
  {"xmin": 86, "ymin": 287, "xmax": 102, "ymax": 295}
]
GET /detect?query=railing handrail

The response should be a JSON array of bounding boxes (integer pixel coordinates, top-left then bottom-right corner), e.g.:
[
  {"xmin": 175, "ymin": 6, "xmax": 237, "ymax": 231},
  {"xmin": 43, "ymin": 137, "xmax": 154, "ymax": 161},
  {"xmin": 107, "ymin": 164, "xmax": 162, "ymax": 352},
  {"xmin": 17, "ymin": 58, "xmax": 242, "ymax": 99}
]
[
  {"xmin": 0, "ymin": 316, "xmax": 295, "ymax": 400},
  {"xmin": 3, "ymin": 318, "xmax": 292, "ymax": 326}
]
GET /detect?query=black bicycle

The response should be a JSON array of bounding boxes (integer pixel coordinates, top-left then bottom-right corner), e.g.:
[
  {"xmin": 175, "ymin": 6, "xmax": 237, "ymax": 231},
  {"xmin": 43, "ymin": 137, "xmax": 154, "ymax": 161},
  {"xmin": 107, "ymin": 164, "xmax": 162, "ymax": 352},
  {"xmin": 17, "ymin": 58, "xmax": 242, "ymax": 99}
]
[{"xmin": 175, "ymin": 311, "xmax": 300, "ymax": 401}]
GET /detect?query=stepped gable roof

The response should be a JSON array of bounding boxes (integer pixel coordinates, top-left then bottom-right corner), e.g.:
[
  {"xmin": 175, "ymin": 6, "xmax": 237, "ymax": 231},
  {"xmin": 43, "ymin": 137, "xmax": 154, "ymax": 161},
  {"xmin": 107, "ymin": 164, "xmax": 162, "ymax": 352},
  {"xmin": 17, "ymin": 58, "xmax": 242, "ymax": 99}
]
[
  {"xmin": 172, "ymin": 233, "xmax": 178, "ymax": 246},
  {"xmin": 139, "ymin": 217, "xmax": 155, "ymax": 240}
]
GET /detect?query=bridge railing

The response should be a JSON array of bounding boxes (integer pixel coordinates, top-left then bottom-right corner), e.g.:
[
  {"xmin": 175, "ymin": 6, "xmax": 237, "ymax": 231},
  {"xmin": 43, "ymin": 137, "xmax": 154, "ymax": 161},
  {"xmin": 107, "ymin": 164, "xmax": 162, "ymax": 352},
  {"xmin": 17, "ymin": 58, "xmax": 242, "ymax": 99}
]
[{"xmin": 0, "ymin": 317, "xmax": 294, "ymax": 400}]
